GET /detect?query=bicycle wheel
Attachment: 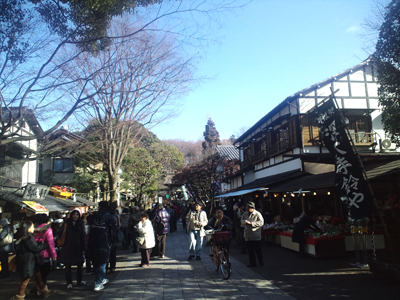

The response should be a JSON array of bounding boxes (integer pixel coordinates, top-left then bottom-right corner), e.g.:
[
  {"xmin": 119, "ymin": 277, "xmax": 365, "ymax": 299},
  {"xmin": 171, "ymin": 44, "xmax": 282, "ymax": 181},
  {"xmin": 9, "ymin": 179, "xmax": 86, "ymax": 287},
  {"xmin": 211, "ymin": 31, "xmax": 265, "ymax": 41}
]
[
  {"xmin": 209, "ymin": 245, "xmax": 219, "ymax": 272},
  {"xmin": 219, "ymin": 248, "xmax": 231, "ymax": 280}
]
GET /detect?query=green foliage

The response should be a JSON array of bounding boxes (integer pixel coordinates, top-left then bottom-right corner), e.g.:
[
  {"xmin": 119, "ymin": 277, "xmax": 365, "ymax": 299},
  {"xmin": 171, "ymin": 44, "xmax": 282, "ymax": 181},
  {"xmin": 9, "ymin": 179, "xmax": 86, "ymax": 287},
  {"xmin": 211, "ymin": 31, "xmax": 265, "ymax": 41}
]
[
  {"xmin": 34, "ymin": 0, "xmax": 162, "ymax": 51},
  {"xmin": 375, "ymin": 0, "xmax": 400, "ymax": 145},
  {"xmin": 122, "ymin": 147, "xmax": 159, "ymax": 199}
]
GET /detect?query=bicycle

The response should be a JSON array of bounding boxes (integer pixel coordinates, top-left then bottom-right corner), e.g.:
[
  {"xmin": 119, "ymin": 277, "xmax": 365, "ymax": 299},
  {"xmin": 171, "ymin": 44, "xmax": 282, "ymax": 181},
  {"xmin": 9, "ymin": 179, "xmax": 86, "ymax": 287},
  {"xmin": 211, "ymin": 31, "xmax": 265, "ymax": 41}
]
[{"xmin": 204, "ymin": 228, "xmax": 231, "ymax": 279}]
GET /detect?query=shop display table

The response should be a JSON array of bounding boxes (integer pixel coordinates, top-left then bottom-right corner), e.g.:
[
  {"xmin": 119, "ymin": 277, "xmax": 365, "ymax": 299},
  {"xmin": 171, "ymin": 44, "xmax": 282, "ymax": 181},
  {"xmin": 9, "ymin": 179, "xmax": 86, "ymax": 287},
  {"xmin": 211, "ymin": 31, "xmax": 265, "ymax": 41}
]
[
  {"xmin": 342, "ymin": 232, "xmax": 385, "ymax": 251},
  {"xmin": 280, "ymin": 231, "xmax": 346, "ymax": 258},
  {"xmin": 261, "ymin": 229, "xmax": 281, "ymax": 245}
]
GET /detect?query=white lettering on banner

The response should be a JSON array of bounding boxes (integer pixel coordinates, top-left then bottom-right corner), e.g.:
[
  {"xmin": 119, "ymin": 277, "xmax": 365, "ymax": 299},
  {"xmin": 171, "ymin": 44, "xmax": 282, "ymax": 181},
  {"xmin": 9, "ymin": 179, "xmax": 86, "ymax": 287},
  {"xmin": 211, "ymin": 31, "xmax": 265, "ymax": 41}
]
[
  {"xmin": 341, "ymin": 175, "xmax": 360, "ymax": 194},
  {"xmin": 348, "ymin": 192, "xmax": 364, "ymax": 208},
  {"xmin": 336, "ymin": 157, "xmax": 352, "ymax": 175}
]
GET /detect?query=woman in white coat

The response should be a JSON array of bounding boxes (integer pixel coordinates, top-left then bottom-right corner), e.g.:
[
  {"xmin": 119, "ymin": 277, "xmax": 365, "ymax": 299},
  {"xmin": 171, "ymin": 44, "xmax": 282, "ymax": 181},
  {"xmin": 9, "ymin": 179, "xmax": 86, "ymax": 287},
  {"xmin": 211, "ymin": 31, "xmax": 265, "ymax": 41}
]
[{"xmin": 136, "ymin": 212, "xmax": 155, "ymax": 267}]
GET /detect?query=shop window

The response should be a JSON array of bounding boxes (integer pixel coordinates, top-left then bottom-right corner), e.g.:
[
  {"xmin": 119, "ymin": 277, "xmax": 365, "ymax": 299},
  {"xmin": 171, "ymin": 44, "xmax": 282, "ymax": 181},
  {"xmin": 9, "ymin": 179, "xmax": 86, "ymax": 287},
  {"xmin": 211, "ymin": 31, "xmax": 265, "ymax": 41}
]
[
  {"xmin": 302, "ymin": 117, "xmax": 320, "ymax": 146},
  {"xmin": 53, "ymin": 158, "xmax": 74, "ymax": 173}
]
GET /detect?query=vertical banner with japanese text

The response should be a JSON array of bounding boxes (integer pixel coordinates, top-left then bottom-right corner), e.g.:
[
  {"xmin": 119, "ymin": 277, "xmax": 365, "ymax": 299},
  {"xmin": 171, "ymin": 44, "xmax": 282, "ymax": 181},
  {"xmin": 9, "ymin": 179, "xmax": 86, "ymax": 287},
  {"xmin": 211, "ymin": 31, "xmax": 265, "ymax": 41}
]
[{"xmin": 314, "ymin": 98, "xmax": 374, "ymax": 219}]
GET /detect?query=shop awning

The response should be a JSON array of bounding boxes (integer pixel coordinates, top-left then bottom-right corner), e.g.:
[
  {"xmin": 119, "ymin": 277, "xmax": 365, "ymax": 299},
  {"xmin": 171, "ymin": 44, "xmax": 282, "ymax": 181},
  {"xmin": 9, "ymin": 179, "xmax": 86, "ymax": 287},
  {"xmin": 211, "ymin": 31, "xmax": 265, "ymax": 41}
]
[
  {"xmin": 70, "ymin": 196, "xmax": 98, "ymax": 207},
  {"xmin": 215, "ymin": 170, "xmax": 306, "ymax": 198},
  {"xmin": 214, "ymin": 187, "xmax": 267, "ymax": 198},
  {"xmin": 268, "ymin": 172, "xmax": 335, "ymax": 192},
  {"xmin": 366, "ymin": 159, "xmax": 400, "ymax": 179}
]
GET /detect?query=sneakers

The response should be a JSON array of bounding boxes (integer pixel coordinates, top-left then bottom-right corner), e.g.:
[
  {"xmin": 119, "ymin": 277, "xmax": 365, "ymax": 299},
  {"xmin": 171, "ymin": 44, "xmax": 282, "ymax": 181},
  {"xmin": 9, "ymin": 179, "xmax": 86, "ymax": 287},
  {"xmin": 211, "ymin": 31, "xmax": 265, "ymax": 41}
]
[
  {"xmin": 196, "ymin": 256, "xmax": 201, "ymax": 261},
  {"xmin": 67, "ymin": 284, "xmax": 73, "ymax": 289},
  {"xmin": 188, "ymin": 255, "xmax": 195, "ymax": 260},
  {"xmin": 94, "ymin": 283, "xmax": 104, "ymax": 291},
  {"xmin": 78, "ymin": 281, "xmax": 87, "ymax": 286},
  {"xmin": 102, "ymin": 278, "xmax": 109, "ymax": 285}
]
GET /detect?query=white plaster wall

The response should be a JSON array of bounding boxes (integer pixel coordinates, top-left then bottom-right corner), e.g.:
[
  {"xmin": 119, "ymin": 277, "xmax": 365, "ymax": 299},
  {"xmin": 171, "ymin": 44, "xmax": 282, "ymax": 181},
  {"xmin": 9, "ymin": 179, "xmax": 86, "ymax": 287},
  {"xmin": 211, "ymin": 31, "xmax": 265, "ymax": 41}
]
[
  {"xmin": 254, "ymin": 158, "xmax": 302, "ymax": 180},
  {"xmin": 304, "ymin": 162, "xmax": 335, "ymax": 174},
  {"xmin": 243, "ymin": 170, "xmax": 255, "ymax": 185}
]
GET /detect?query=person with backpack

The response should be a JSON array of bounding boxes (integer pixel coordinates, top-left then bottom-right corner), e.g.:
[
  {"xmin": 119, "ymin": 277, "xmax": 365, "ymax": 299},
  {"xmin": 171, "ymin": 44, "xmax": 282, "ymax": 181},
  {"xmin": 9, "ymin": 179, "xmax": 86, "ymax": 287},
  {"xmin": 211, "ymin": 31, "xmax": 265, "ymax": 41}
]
[
  {"xmin": 0, "ymin": 218, "xmax": 15, "ymax": 279},
  {"xmin": 11, "ymin": 220, "xmax": 56, "ymax": 300},
  {"xmin": 86, "ymin": 201, "xmax": 117, "ymax": 292},
  {"xmin": 152, "ymin": 204, "xmax": 170, "ymax": 259},
  {"xmin": 57, "ymin": 210, "xmax": 86, "ymax": 289}
]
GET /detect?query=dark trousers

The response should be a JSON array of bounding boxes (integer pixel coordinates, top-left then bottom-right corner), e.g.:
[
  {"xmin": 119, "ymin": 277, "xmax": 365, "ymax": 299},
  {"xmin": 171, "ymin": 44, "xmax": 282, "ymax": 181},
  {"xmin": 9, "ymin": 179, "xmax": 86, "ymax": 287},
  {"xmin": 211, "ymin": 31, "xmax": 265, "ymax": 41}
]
[
  {"xmin": 121, "ymin": 228, "xmax": 130, "ymax": 249},
  {"xmin": 64, "ymin": 263, "xmax": 83, "ymax": 285},
  {"xmin": 131, "ymin": 231, "xmax": 138, "ymax": 252},
  {"xmin": 0, "ymin": 252, "xmax": 9, "ymax": 278},
  {"xmin": 140, "ymin": 249, "xmax": 150, "ymax": 266},
  {"xmin": 38, "ymin": 261, "xmax": 52, "ymax": 285},
  {"xmin": 108, "ymin": 244, "xmax": 117, "ymax": 270},
  {"xmin": 246, "ymin": 240, "xmax": 263, "ymax": 266}
]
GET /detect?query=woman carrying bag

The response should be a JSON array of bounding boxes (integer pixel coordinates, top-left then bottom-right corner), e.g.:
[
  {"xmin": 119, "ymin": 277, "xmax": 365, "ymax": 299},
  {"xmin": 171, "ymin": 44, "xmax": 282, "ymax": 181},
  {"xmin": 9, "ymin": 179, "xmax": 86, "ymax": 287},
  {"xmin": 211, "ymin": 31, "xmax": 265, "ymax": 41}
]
[
  {"xmin": 136, "ymin": 212, "xmax": 155, "ymax": 267},
  {"xmin": 11, "ymin": 221, "xmax": 56, "ymax": 300},
  {"xmin": 57, "ymin": 210, "xmax": 86, "ymax": 289}
]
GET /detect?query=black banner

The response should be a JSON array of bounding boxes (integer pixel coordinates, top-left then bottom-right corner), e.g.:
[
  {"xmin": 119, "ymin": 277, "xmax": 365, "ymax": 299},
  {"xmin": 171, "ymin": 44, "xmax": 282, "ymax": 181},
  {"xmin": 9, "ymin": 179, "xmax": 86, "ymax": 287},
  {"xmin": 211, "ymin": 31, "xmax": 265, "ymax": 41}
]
[{"xmin": 314, "ymin": 98, "xmax": 374, "ymax": 219}]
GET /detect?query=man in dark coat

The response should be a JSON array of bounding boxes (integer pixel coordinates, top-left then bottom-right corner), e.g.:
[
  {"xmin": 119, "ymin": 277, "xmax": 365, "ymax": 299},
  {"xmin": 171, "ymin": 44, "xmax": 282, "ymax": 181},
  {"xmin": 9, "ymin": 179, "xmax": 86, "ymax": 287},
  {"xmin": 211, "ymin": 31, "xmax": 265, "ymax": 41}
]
[
  {"xmin": 0, "ymin": 218, "xmax": 14, "ymax": 278},
  {"xmin": 86, "ymin": 201, "xmax": 117, "ymax": 291},
  {"xmin": 152, "ymin": 204, "xmax": 170, "ymax": 259}
]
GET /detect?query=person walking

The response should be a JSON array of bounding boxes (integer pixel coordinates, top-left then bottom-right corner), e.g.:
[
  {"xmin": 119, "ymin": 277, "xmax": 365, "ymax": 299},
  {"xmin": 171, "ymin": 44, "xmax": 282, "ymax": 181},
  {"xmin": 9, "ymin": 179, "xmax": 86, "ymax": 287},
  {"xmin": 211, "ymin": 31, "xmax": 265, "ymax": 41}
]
[
  {"xmin": 241, "ymin": 201, "xmax": 264, "ymax": 268},
  {"xmin": 86, "ymin": 201, "xmax": 117, "ymax": 291},
  {"xmin": 57, "ymin": 210, "xmax": 86, "ymax": 289},
  {"xmin": 186, "ymin": 202, "xmax": 208, "ymax": 261},
  {"xmin": 128, "ymin": 207, "xmax": 141, "ymax": 253},
  {"xmin": 11, "ymin": 220, "xmax": 56, "ymax": 300},
  {"xmin": 153, "ymin": 204, "xmax": 170, "ymax": 259},
  {"xmin": 32, "ymin": 214, "xmax": 57, "ymax": 294},
  {"xmin": 136, "ymin": 212, "xmax": 155, "ymax": 267},
  {"xmin": 0, "ymin": 218, "xmax": 15, "ymax": 279},
  {"xmin": 119, "ymin": 208, "xmax": 130, "ymax": 250}
]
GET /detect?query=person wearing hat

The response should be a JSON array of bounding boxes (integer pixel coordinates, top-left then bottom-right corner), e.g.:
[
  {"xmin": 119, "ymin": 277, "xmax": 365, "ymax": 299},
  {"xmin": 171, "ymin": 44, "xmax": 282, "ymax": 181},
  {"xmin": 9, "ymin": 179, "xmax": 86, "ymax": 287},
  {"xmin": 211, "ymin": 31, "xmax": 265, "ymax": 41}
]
[
  {"xmin": 241, "ymin": 201, "xmax": 264, "ymax": 268},
  {"xmin": 0, "ymin": 218, "xmax": 15, "ymax": 278},
  {"xmin": 186, "ymin": 202, "xmax": 208, "ymax": 260}
]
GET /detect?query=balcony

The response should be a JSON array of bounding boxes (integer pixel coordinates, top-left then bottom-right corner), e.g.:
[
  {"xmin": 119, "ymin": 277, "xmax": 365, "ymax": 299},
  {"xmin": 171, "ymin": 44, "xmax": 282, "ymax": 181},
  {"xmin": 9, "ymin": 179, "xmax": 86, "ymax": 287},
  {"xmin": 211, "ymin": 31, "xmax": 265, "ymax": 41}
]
[
  {"xmin": 251, "ymin": 150, "xmax": 267, "ymax": 164},
  {"xmin": 240, "ymin": 159, "xmax": 252, "ymax": 170},
  {"xmin": 348, "ymin": 132, "xmax": 376, "ymax": 146},
  {"xmin": 269, "ymin": 139, "xmax": 290, "ymax": 156}
]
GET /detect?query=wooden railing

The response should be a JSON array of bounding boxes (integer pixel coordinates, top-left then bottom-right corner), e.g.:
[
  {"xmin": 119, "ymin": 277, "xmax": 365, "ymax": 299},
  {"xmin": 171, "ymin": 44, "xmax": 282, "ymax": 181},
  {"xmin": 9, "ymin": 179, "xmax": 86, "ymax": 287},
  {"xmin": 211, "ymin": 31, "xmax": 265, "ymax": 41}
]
[
  {"xmin": 269, "ymin": 139, "xmax": 290, "ymax": 156},
  {"xmin": 240, "ymin": 159, "xmax": 252, "ymax": 169},
  {"xmin": 349, "ymin": 132, "xmax": 376, "ymax": 145},
  {"xmin": 251, "ymin": 150, "xmax": 267, "ymax": 164}
]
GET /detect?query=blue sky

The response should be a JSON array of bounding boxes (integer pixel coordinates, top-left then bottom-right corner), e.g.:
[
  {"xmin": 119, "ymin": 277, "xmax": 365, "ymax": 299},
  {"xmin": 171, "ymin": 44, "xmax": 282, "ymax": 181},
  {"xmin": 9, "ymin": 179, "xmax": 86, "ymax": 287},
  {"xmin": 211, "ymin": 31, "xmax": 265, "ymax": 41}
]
[{"xmin": 151, "ymin": 0, "xmax": 378, "ymax": 141}]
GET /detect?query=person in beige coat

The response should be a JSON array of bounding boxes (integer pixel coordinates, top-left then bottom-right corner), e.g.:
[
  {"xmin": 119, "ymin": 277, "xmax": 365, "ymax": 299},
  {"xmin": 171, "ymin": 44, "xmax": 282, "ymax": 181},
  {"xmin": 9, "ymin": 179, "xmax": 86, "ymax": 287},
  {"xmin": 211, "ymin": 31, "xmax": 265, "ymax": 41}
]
[
  {"xmin": 137, "ymin": 212, "xmax": 155, "ymax": 267},
  {"xmin": 186, "ymin": 202, "xmax": 208, "ymax": 260},
  {"xmin": 241, "ymin": 201, "xmax": 264, "ymax": 267}
]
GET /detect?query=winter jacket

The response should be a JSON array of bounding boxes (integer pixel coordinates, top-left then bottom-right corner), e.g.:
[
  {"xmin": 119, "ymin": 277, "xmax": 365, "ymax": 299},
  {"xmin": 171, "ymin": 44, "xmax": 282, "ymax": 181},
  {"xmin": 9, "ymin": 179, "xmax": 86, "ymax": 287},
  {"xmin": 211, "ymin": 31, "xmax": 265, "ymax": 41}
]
[
  {"xmin": 0, "ymin": 224, "xmax": 15, "ymax": 253},
  {"xmin": 241, "ymin": 210, "xmax": 264, "ymax": 241},
  {"xmin": 208, "ymin": 216, "xmax": 233, "ymax": 232},
  {"xmin": 186, "ymin": 210, "xmax": 208, "ymax": 237},
  {"xmin": 86, "ymin": 209, "xmax": 117, "ymax": 263},
  {"xmin": 154, "ymin": 208, "xmax": 170, "ymax": 235},
  {"xmin": 137, "ymin": 219, "xmax": 155, "ymax": 250},
  {"xmin": 120, "ymin": 212, "xmax": 130, "ymax": 229},
  {"xmin": 16, "ymin": 234, "xmax": 49, "ymax": 278},
  {"xmin": 34, "ymin": 224, "xmax": 57, "ymax": 260},
  {"xmin": 58, "ymin": 218, "xmax": 86, "ymax": 264}
]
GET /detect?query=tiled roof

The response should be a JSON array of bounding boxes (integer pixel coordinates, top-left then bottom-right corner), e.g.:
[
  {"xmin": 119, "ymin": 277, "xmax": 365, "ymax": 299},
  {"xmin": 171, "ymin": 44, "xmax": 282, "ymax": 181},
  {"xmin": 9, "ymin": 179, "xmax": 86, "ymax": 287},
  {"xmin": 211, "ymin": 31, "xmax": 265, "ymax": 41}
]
[{"xmin": 216, "ymin": 145, "xmax": 239, "ymax": 160}]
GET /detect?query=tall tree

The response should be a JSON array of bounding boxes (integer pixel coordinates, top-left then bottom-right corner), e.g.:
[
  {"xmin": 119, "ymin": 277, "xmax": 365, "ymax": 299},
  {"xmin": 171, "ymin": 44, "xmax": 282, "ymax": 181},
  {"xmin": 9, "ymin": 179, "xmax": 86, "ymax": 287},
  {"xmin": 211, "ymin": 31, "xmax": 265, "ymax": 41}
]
[
  {"xmin": 374, "ymin": 0, "xmax": 400, "ymax": 146},
  {"xmin": 202, "ymin": 118, "xmax": 221, "ymax": 152},
  {"xmin": 0, "ymin": 0, "xmax": 243, "ymax": 149},
  {"xmin": 70, "ymin": 20, "xmax": 193, "ymax": 201}
]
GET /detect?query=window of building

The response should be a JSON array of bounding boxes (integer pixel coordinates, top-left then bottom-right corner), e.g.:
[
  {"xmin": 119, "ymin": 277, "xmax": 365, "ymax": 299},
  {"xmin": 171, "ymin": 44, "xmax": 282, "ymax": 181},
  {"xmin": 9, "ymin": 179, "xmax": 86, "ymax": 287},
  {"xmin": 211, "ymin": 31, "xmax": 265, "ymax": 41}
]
[{"xmin": 53, "ymin": 158, "xmax": 74, "ymax": 173}]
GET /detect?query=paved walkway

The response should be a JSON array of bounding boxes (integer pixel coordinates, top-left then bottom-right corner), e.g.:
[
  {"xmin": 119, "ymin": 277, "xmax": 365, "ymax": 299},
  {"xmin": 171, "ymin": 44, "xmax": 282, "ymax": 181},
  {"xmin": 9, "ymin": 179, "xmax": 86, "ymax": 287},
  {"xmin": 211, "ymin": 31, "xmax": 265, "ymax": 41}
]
[{"xmin": 99, "ymin": 226, "xmax": 295, "ymax": 300}]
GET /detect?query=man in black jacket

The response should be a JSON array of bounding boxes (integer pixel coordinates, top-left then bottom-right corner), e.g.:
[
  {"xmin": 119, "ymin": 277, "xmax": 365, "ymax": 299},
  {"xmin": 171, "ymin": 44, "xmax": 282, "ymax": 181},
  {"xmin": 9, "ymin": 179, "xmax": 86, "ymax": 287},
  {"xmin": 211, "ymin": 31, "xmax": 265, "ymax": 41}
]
[
  {"xmin": 0, "ymin": 218, "xmax": 14, "ymax": 278},
  {"xmin": 86, "ymin": 202, "xmax": 117, "ymax": 291}
]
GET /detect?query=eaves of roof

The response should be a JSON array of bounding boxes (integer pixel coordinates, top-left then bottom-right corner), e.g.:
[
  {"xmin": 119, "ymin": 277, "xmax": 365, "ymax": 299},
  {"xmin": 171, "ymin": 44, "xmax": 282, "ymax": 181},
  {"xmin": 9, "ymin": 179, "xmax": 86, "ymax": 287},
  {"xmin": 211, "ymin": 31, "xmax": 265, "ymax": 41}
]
[{"xmin": 234, "ymin": 56, "xmax": 375, "ymax": 145}]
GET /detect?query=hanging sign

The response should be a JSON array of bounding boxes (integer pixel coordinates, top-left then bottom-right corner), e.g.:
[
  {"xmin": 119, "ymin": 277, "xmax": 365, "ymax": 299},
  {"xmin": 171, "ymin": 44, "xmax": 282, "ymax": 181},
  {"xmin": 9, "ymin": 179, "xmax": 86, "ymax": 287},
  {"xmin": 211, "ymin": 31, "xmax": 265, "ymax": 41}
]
[
  {"xmin": 22, "ymin": 201, "xmax": 48, "ymax": 213},
  {"xmin": 314, "ymin": 98, "xmax": 374, "ymax": 220},
  {"xmin": 23, "ymin": 184, "xmax": 50, "ymax": 201}
]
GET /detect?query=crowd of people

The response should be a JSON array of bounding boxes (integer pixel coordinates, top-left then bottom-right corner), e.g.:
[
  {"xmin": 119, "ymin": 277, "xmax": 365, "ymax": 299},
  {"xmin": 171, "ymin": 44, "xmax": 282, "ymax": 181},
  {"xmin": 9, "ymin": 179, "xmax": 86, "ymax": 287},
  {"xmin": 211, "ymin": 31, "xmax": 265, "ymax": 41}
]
[{"xmin": 0, "ymin": 199, "xmax": 269, "ymax": 299}]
